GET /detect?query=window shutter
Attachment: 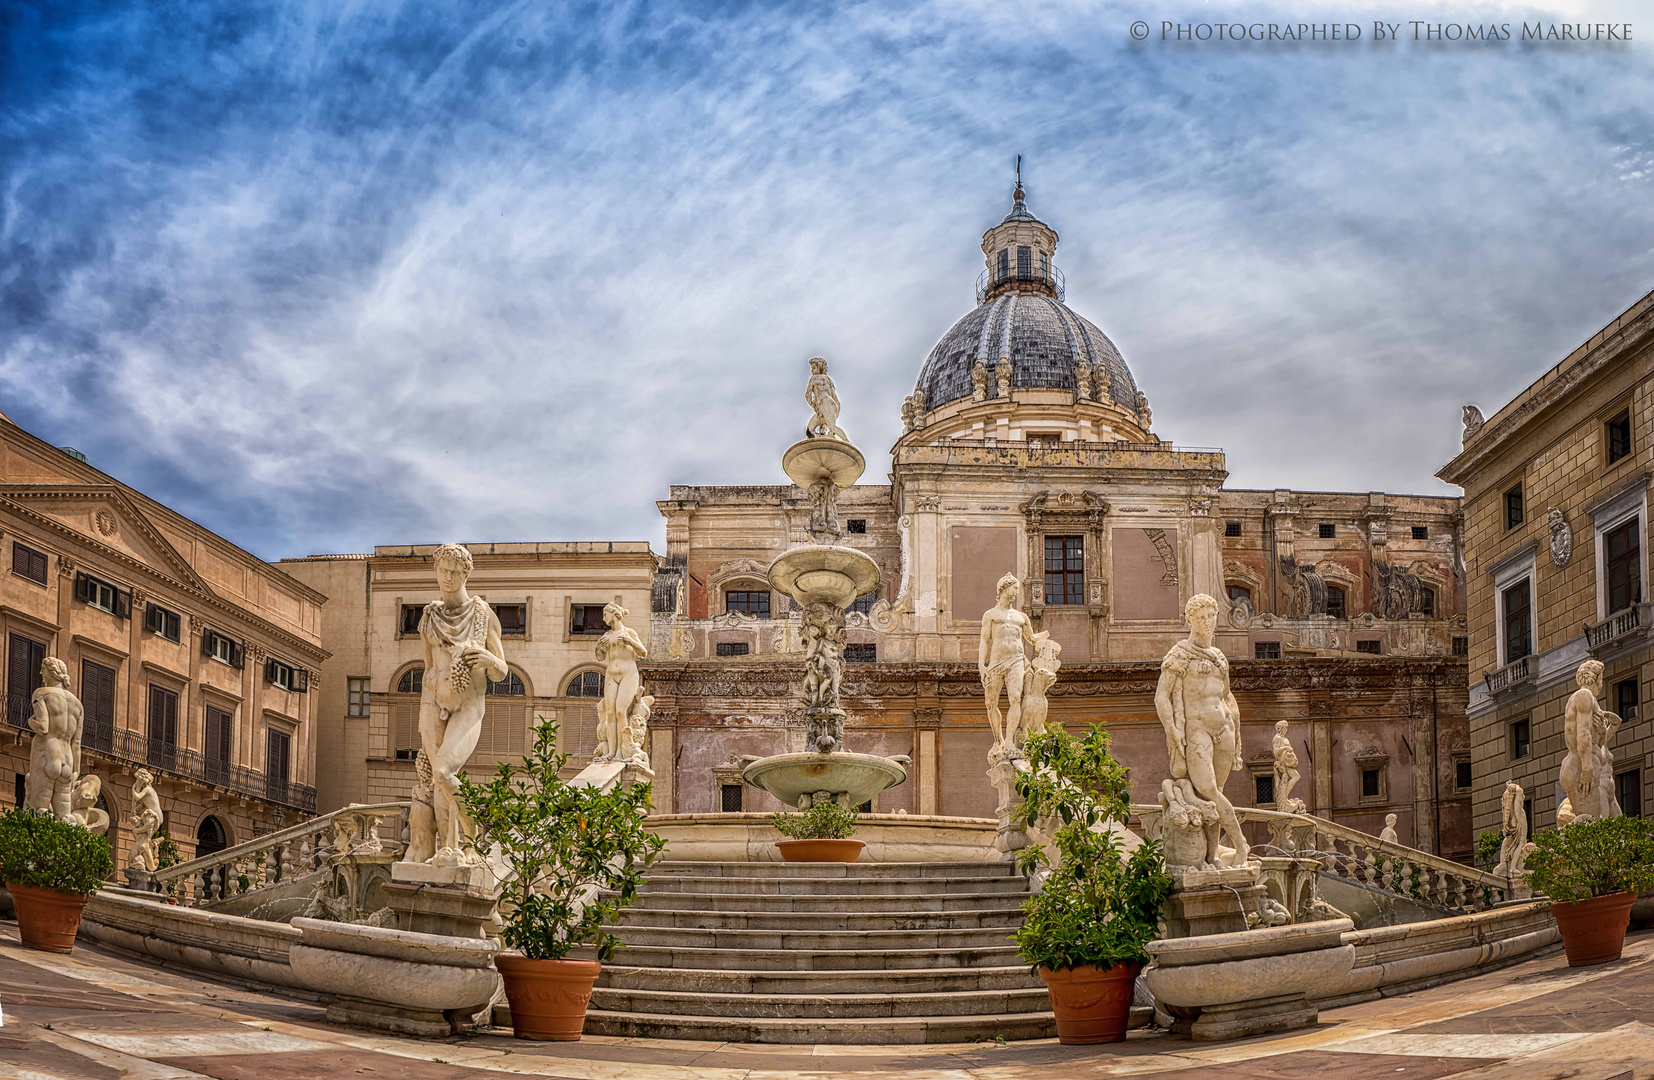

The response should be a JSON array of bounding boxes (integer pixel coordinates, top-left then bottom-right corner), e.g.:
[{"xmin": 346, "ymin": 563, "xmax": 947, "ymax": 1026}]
[
  {"xmin": 74, "ymin": 572, "xmax": 91, "ymax": 603},
  {"xmin": 145, "ymin": 604, "xmax": 160, "ymax": 633},
  {"xmin": 201, "ymin": 630, "xmax": 215, "ymax": 657},
  {"xmin": 293, "ymin": 668, "xmax": 308, "ymax": 693},
  {"xmin": 114, "ymin": 588, "xmax": 132, "ymax": 620},
  {"xmin": 230, "ymin": 641, "xmax": 245, "ymax": 669},
  {"xmin": 264, "ymin": 658, "xmax": 277, "ymax": 684}
]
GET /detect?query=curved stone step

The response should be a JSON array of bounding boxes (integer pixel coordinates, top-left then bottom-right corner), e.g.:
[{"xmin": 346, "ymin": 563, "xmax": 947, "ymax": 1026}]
[
  {"xmin": 590, "ymin": 984, "xmax": 1051, "ymax": 1019},
  {"xmin": 627, "ymin": 890, "xmax": 1021, "ymax": 912},
  {"xmin": 614, "ymin": 907, "xmax": 1026, "ymax": 931},
  {"xmin": 600, "ymin": 942, "xmax": 1022, "ymax": 971},
  {"xmin": 639, "ymin": 874, "xmax": 1030, "ymax": 896},
  {"xmin": 597, "ymin": 963, "xmax": 1041, "ymax": 995},
  {"xmin": 582, "ymin": 1007, "xmax": 1058, "ymax": 1044},
  {"xmin": 647, "ymin": 861, "xmax": 1017, "ymax": 879},
  {"xmin": 610, "ymin": 924, "xmax": 1017, "ymax": 952}
]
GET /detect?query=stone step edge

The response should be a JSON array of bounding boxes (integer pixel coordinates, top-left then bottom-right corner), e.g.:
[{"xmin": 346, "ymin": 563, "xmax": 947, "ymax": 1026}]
[
  {"xmin": 650, "ymin": 860, "xmax": 1018, "ymax": 871},
  {"xmin": 594, "ymin": 943, "xmax": 1023, "ymax": 966},
  {"xmin": 577, "ymin": 1007, "xmax": 1061, "ymax": 1045},
  {"xmin": 614, "ymin": 908, "xmax": 1028, "ymax": 923},
  {"xmin": 620, "ymin": 890, "xmax": 1030, "ymax": 903},
  {"xmin": 607, "ymin": 925, "xmax": 1019, "ymax": 945},
  {"xmin": 599, "ymin": 963, "xmax": 1040, "ymax": 982},
  {"xmin": 590, "ymin": 984, "xmax": 1051, "ymax": 1009}
]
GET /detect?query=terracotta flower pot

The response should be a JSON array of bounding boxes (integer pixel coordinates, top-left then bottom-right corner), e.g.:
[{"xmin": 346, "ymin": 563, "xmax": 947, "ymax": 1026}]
[
  {"xmin": 494, "ymin": 954, "xmax": 601, "ymax": 1041},
  {"xmin": 7, "ymin": 882, "xmax": 91, "ymax": 954},
  {"xmin": 1551, "ymin": 891, "xmax": 1636, "ymax": 966},
  {"xmin": 776, "ymin": 838, "xmax": 865, "ymax": 863},
  {"xmin": 1040, "ymin": 960, "xmax": 1142, "ymax": 1044}
]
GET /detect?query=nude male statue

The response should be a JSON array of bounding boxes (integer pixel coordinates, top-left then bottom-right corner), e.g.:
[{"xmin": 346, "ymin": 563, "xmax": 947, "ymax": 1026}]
[
  {"xmin": 26, "ymin": 657, "xmax": 83, "ymax": 822},
  {"xmin": 1559, "ymin": 659, "xmax": 1621, "ymax": 824},
  {"xmin": 417, "ymin": 543, "xmax": 507, "ymax": 866},
  {"xmin": 129, "ymin": 768, "xmax": 163, "ymax": 872},
  {"xmin": 979, "ymin": 573, "xmax": 1046, "ymax": 759},
  {"xmin": 594, "ymin": 602, "xmax": 648, "ymax": 763},
  {"xmin": 1155, "ymin": 594, "xmax": 1250, "ymax": 867},
  {"xmin": 804, "ymin": 357, "xmax": 847, "ymax": 441}
]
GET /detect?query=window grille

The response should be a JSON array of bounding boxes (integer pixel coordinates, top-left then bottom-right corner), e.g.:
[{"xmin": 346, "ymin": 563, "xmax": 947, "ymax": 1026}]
[
  {"xmin": 716, "ymin": 641, "xmax": 750, "ymax": 657},
  {"xmin": 1254, "ymin": 641, "xmax": 1281, "ymax": 659},
  {"xmin": 725, "ymin": 591, "xmax": 770, "ymax": 618},
  {"xmin": 1225, "ymin": 521, "xmax": 1242, "ymax": 537},
  {"xmin": 844, "ymin": 644, "xmax": 877, "ymax": 663},
  {"xmin": 1412, "ymin": 526, "xmax": 1429, "ymax": 540},
  {"xmin": 397, "ymin": 668, "xmax": 424, "ymax": 694}
]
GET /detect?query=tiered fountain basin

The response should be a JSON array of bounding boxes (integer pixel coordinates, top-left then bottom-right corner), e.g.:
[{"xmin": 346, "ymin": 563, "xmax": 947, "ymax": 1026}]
[
  {"xmin": 766, "ymin": 545, "xmax": 879, "ymax": 608},
  {"xmin": 781, "ymin": 436, "xmax": 866, "ymax": 490},
  {"xmin": 642, "ymin": 813, "xmax": 1001, "ymax": 862},
  {"xmin": 742, "ymin": 752, "xmax": 907, "ymax": 810}
]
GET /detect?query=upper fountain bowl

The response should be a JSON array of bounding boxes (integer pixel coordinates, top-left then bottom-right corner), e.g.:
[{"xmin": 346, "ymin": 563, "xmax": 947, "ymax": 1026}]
[
  {"xmin": 769, "ymin": 545, "xmax": 879, "ymax": 609},
  {"xmin": 743, "ymin": 751, "xmax": 907, "ymax": 810},
  {"xmin": 782, "ymin": 437, "xmax": 866, "ymax": 492}
]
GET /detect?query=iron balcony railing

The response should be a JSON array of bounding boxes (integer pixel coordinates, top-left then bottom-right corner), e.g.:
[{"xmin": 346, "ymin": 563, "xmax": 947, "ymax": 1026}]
[{"xmin": 975, "ymin": 262, "xmax": 1065, "ymax": 304}]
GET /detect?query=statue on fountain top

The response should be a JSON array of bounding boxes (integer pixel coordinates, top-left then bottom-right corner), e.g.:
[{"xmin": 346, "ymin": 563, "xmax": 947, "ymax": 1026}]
[
  {"xmin": 804, "ymin": 357, "xmax": 847, "ymax": 441},
  {"xmin": 25, "ymin": 656, "xmax": 83, "ymax": 822},
  {"xmin": 979, "ymin": 573, "xmax": 1046, "ymax": 763},
  {"xmin": 594, "ymin": 602, "xmax": 650, "ymax": 767}
]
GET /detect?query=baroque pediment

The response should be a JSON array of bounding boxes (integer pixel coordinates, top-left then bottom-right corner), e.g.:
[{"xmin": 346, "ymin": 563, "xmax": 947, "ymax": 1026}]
[{"xmin": 0, "ymin": 484, "xmax": 208, "ymax": 590}]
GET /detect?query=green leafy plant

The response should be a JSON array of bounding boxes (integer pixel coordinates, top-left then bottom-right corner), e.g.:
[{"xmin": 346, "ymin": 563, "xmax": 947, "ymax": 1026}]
[
  {"xmin": 154, "ymin": 828, "xmax": 183, "ymax": 898},
  {"xmin": 1012, "ymin": 725, "xmax": 1174, "ymax": 974},
  {"xmin": 458, "ymin": 716, "xmax": 666, "ymax": 962},
  {"xmin": 1524, "ymin": 815, "xmax": 1654, "ymax": 903},
  {"xmin": 0, "ymin": 808, "xmax": 115, "ymax": 895},
  {"xmin": 770, "ymin": 800, "xmax": 859, "ymax": 840},
  {"xmin": 1474, "ymin": 829, "xmax": 1502, "ymax": 871}
]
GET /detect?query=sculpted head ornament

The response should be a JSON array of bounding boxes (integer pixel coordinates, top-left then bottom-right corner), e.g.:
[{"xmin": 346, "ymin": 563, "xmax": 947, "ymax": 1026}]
[
  {"xmin": 41, "ymin": 656, "xmax": 69, "ymax": 687},
  {"xmin": 1184, "ymin": 593, "xmax": 1219, "ymax": 621},
  {"xmin": 995, "ymin": 572, "xmax": 1019, "ymax": 601},
  {"xmin": 432, "ymin": 543, "xmax": 474, "ymax": 575},
  {"xmin": 1577, "ymin": 659, "xmax": 1605, "ymax": 688}
]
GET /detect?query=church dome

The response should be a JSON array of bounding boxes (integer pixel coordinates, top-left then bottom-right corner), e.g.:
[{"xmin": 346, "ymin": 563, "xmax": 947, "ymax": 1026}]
[{"xmin": 909, "ymin": 180, "xmax": 1144, "ymax": 421}]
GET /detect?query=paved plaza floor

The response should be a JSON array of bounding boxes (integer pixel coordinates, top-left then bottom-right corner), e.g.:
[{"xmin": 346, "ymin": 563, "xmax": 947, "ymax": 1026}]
[{"xmin": 0, "ymin": 923, "xmax": 1648, "ymax": 1080}]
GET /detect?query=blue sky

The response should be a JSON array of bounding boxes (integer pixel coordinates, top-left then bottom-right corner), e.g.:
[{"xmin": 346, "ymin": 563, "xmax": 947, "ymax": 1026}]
[{"xmin": 2, "ymin": 1, "xmax": 1650, "ymax": 559}]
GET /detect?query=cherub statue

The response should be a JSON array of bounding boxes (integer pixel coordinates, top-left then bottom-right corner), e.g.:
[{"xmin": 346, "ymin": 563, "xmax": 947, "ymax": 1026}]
[
  {"xmin": 625, "ymin": 693, "xmax": 654, "ymax": 766},
  {"xmin": 130, "ymin": 805, "xmax": 163, "ymax": 873},
  {"xmin": 804, "ymin": 357, "xmax": 847, "ymax": 440},
  {"xmin": 70, "ymin": 773, "xmax": 109, "ymax": 835},
  {"xmin": 1018, "ymin": 636, "xmax": 1062, "ymax": 742},
  {"xmin": 995, "ymin": 362, "xmax": 1012, "ymax": 398}
]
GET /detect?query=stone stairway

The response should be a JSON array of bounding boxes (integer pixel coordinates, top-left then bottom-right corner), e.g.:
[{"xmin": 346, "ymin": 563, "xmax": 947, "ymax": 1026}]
[{"xmin": 581, "ymin": 860, "xmax": 1055, "ymax": 1044}]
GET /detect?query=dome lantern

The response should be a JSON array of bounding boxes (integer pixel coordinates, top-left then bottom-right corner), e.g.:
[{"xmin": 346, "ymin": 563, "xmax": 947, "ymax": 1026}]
[{"xmin": 977, "ymin": 168, "xmax": 1061, "ymax": 305}]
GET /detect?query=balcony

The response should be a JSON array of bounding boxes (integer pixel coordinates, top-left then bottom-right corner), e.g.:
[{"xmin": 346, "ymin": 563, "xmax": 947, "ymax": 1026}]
[
  {"xmin": 976, "ymin": 263, "xmax": 1065, "ymax": 304},
  {"xmin": 1483, "ymin": 655, "xmax": 1534, "ymax": 696},
  {"xmin": 1584, "ymin": 602, "xmax": 1651, "ymax": 657}
]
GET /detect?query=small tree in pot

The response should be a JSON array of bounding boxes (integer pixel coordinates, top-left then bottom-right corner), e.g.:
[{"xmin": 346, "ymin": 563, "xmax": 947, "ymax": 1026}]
[
  {"xmin": 770, "ymin": 800, "xmax": 863, "ymax": 862},
  {"xmin": 1013, "ymin": 726, "xmax": 1174, "ymax": 1044},
  {"xmin": 1525, "ymin": 815, "xmax": 1654, "ymax": 966},
  {"xmin": 458, "ymin": 717, "xmax": 666, "ymax": 1040},
  {"xmin": 0, "ymin": 808, "xmax": 115, "ymax": 953}
]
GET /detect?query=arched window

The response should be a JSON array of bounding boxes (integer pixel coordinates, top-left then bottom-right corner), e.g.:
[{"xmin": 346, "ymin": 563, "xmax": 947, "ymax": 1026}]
[
  {"xmin": 1325, "ymin": 585, "xmax": 1347, "ymax": 620},
  {"xmin": 196, "ymin": 814, "xmax": 228, "ymax": 858},
  {"xmin": 397, "ymin": 668, "xmax": 424, "ymax": 694},
  {"xmin": 487, "ymin": 671, "xmax": 526, "ymax": 696},
  {"xmin": 565, "ymin": 671, "xmax": 604, "ymax": 698}
]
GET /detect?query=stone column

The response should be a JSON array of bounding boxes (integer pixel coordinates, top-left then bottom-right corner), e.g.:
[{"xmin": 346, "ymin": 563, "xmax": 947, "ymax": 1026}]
[
  {"xmin": 126, "ymin": 588, "xmax": 146, "ymax": 745},
  {"xmin": 914, "ymin": 707, "xmax": 941, "ymax": 816},
  {"xmin": 55, "ymin": 556, "xmax": 75, "ymax": 652},
  {"xmin": 243, "ymin": 644, "xmax": 265, "ymax": 772},
  {"xmin": 650, "ymin": 720, "xmax": 676, "ymax": 814}
]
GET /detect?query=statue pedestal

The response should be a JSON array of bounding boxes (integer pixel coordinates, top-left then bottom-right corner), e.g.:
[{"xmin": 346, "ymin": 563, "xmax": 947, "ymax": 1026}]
[
  {"xmin": 570, "ymin": 758, "xmax": 655, "ymax": 795},
  {"xmin": 123, "ymin": 868, "xmax": 159, "ymax": 894},
  {"xmin": 987, "ymin": 758, "xmax": 1029, "ymax": 859},
  {"xmin": 1161, "ymin": 865, "xmax": 1264, "ymax": 939},
  {"xmin": 385, "ymin": 862, "xmax": 498, "ymax": 940}
]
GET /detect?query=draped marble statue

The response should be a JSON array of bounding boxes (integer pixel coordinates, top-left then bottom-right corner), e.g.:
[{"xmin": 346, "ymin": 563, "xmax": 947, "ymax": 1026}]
[
  {"xmin": 415, "ymin": 543, "xmax": 507, "ymax": 867},
  {"xmin": 594, "ymin": 602, "xmax": 650, "ymax": 766},
  {"xmin": 25, "ymin": 656, "xmax": 83, "ymax": 822},
  {"xmin": 1271, "ymin": 720, "xmax": 1305, "ymax": 814},
  {"xmin": 1492, "ymin": 780, "xmax": 1530, "ymax": 879},
  {"xmin": 1154, "ymin": 594, "xmax": 1250, "ymax": 869},
  {"xmin": 1559, "ymin": 660, "xmax": 1622, "ymax": 825}
]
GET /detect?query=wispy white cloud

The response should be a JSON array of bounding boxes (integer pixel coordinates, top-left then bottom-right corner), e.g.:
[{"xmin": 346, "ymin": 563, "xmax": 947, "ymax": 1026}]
[{"xmin": 0, "ymin": 1, "xmax": 1649, "ymax": 557}]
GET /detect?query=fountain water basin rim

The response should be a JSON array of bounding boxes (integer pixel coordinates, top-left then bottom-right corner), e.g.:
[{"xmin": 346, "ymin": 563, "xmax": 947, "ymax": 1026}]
[
  {"xmin": 742, "ymin": 751, "xmax": 908, "ymax": 810},
  {"xmin": 768, "ymin": 545, "xmax": 879, "ymax": 608}
]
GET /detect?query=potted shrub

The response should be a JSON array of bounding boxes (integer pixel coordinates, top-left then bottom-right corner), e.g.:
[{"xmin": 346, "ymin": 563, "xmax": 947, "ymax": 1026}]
[
  {"xmin": 0, "ymin": 808, "xmax": 116, "ymax": 953},
  {"xmin": 1525, "ymin": 815, "xmax": 1654, "ymax": 966},
  {"xmin": 769, "ymin": 800, "xmax": 863, "ymax": 863},
  {"xmin": 458, "ymin": 717, "xmax": 666, "ymax": 1041},
  {"xmin": 1013, "ymin": 726, "xmax": 1174, "ymax": 1044}
]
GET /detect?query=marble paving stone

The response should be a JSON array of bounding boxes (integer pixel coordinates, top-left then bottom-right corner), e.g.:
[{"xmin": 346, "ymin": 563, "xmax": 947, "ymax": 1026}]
[
  {"xmin": 1114, "ymin": 1049, "xmax": 1498, "ymax": 1079},
  {"xmin": 66, "ymin": 1030, "xmax": 337, "ymax": 1056},
  {"xmin": 150, "ymin": 1049, "xmax": 480, "ymax": 1079},
  {"xmin": 1321, "ymin": 1032, "xmax": 1592, "ymax": 1058}
]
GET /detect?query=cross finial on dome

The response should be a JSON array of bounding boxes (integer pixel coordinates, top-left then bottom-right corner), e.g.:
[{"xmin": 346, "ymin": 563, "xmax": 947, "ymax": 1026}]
[{"xmin": 1013, "ymin": 153, "xmax": 1025, "ymax": 206}]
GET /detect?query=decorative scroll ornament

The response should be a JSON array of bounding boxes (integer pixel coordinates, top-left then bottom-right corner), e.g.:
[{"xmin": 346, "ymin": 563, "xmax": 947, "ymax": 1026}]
[{"xmin": 1547, "ymin": 507, "xmax": 1572, "ymax": 567}]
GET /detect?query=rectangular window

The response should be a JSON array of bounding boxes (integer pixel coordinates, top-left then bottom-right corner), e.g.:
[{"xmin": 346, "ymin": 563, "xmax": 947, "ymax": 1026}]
[
  {"xmin": 1605, "ymin": 517, "xmax": 1641, "ymax": 613},
  {"xmin": 720, "ymin": 784, "xmax": 744, "ymax": 813},
  {"xmin": 1419, "ymin": 588, "xmax": 1435, "ymax": 617},
  {"xmin": 1616, "ymin": 770, "xmax": 1642, "ymax": 818},
  {"xmin": 1456, "ymin": 759, "xmax": 1472, "ymax": 790},
  {"xmin": 1355, "ymin": 639, "xmax": 1381, "ymax": 654},
  {"xmin": 400, "ymin": 604, "xmax": 424, "ymax": 635},
  {"xmin": 80, "ymin": 659, "xmax": 116, "ymax": 753},
  {"xmin": 715, "ymin": 641, "xmax": 750, "ymax": 657},
  {"xmin": 6, "ymin": 634, "xmax": 46, "ymax": 729},
  {"xmin": 266, "ymin": 728, "xmax": 292, "ymax": 800},
  {"xmin": 1505, "ymin": 485, "xmax": 1525, "ymax": 529},
  {"xmin": 1318, "ymin": 523, "xmax": 1336, "ymax": 539},
  {"xmin": 74, "ymin": 572, "xmax": 131, "ymax": 619},
  {"xmin": 1412, "ymin": 525, "xmax": 1429, "ymax": 540},
  {"xmin": 1325, "ymin": 586, "xmax": 1347, "ymax": 620},
  {"xmin": 1607, "ymin": 408, "xmax": 1632, "ymax": 464},
  {"xmin": 146, "ymin": 684, "xmax": 179, "ymax": 770},
  {"xmin": 265, "ymin": 657, "xmax": 294, "ymax": 691},
  {"xmin": 1254, "ymin": 774, "xmax": 1275, "ymax": 806},
  {"xmin": 11, "ymin": 542, "xmax": 47, "ymax": 585},
  {"xmin": 144, "ymin": 603, "xmax": 182, "ymax": 642},
  {"xmin": 1017, "ymin": 246, "xmax": 1032, "ymax": 278},
  {"xmin": 1361, "ymin": 768, "xmax": 1380, "ymax": 798},
  {"xmin": 997, "ymin": 249, "xmax": 1009, "ymax": 282},
  {"xmin": 846, "ymin": 519, "xmax": 867, "ymax": 534},
  {"xmin": 1254, "ymin": 641, "xmax": 1281, "ymax": 659},
  {"xmin": 493, "ymin": 603, "xmax": 527, "ymax": 636},
  {"xmin": 844, "ymin": 644, "xmax": 877, "ymax": 663},
  {"xmin": 1510, "ymin": 717, "xmax": 1531, "ymax": 760},
  {"xmin": 725, "ymin": 591, "xmax": 771, "ymax": 618},
  {"xmin": 201, "ymin": 629, "xmax": 245, "ymax": 669},
  {"xmin": 1044, "ymin": 535, "xmax": 1084, "ymax": 606},
  {"xmin": 1225, "ymin": 521, "xmax": 1242, "ymax": 537},
  {"xmin": 1028, "ymin": 433, "xmax": 1062, "ymax": 448},
  {"xmin": 1452, "ymin": 635, "xmax": 1469, "ymax": 657},
  {"xmin": 1502, "ymin": 579, "xmax": 1533, "ymax": 663},
  {"xmin": 205, "ymin": 705, "xmax": 233, "ymax": 784},
  {"xmin": 347, "ymin": 677, "xmax": 370, "ymax": 718},
  {"xmin": 1617, "ymin": 678, "xmax": 1639, "ymax": 721},
  {"xmin": 570, "ymin": 604, "xmax": 608, "ymax": 634}
]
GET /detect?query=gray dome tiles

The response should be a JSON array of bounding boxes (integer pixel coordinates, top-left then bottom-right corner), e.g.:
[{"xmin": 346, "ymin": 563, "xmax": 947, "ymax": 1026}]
[{"xmin": 914, "ymin": 292, "xmax": 1138, "ymax": 413}]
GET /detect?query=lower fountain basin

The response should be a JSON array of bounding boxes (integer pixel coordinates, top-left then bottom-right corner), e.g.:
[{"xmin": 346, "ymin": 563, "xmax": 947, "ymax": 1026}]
[
  {"xmin": 743, "ymin": 752, "xmax": 908, "ymax": 810},
  {"xmin": 768, "ymin": 545, "xmax": 880, "ymax": 608}
]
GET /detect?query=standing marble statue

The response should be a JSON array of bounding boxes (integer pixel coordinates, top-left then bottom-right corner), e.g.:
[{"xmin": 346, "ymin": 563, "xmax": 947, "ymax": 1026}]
[
  {"xmin": 805, "ymin": 357, "xmax": 847, "ymax": 440},
  {"xmin": 1019, "ymin": 636, "xmax": 1062, "ymax": 741},
  {"xmin": 1155, "ymin": 594, "xmax": 1250, "ymax": 868},
  {"xmin": 1492, "ymin": 780, "xmax": 1529, "ymax": 879},
  {"xmin": 1271, "ymin": 721, "xmax": 1305, "ymax": 814},
  {"xmin": 1559, "ymin": 659, "xmax": 1622, "ymax": 825},
  {"xmin": 70, "ymin": 774, "xmax": 109, "ymax": 835},
  {"xmin": 415, "ymin": 543, "xmax": 507, "ymax": 867},
  {"xmin": 129, "ymin": 768, "xmax": 163, "ymax": 872},
  {"xmin": 594, "ymin": 602, "xmax": 649, "ymax": 765},
  {"xmin": 1378, "ymin": 813, "xmax": 1399, "ymax": 844},
  {"xmin": 25, "ymin": 656, "xmax": 83, "ymax": 822},
  {"xmin": 979, "ymin": 573, "xmax": 1042, "ymax": 761}
]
